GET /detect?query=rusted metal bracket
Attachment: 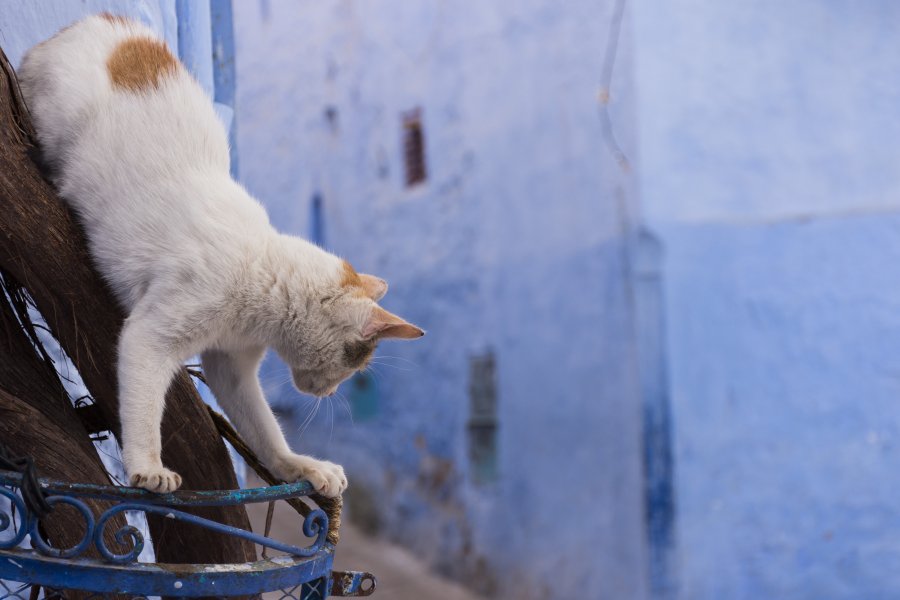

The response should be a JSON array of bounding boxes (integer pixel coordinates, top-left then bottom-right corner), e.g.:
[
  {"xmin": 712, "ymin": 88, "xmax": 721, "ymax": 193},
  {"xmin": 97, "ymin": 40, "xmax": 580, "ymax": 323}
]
[{"xmin": 330, "ymin": 570, "xmax": 376, "ymax": 596}]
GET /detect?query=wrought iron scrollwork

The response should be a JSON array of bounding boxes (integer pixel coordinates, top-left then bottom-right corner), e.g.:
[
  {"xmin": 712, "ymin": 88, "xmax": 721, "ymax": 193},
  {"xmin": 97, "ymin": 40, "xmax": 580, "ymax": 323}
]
[
  {"xmin": 0, "ymin": 485, "xmax": 29, "ymax": 550},
  {"xmin": 29, "ymin": 496, "xmax": 95, "ymax": 558},
  {"xmin": 0, "ymin": 470, "xmax": 328, "ymax": 563},
  {"xmin": 0, "ymin": 469, "xmax": 363, "ymax": 597},
  {"xmin": 92, "ymin": 502, "xmax": 327, "ymax": 564}
]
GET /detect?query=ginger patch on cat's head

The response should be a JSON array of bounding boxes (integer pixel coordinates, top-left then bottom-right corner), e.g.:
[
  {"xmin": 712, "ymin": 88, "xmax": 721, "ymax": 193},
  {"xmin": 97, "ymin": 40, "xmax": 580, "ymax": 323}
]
[
  {"xmin": 107, "ymin": 37, "xmax": 178, "ymax": 92},
  {"xmin": 340, "ymin": 260, "xmax": 363, "ymax": 289},
  {"xmin": 340, "ymin": 260, "xmax": 388, "ymax": 300}
]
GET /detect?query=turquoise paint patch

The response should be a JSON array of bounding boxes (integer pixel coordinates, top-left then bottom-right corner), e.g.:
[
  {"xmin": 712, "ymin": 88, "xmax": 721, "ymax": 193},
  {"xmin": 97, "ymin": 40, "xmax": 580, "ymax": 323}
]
[{"xmin": 346, "ymin": 372, "xmax": 379, "ymax": 422}]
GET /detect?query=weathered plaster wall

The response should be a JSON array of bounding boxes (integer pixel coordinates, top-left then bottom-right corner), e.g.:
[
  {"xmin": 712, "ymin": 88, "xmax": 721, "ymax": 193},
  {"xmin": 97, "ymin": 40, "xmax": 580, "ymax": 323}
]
[
  {"xmin": 662, "ymin": 217, "xmax": 900, "ymax": 599},
  {"xmin": 632, "ymin": 1, "xmax": 900, "ymax": 597},
  {"xmin": 234, "ymin": 1, "xmax": 647, "ymax": 598},
  {"xmin": 633, "ymin": 0, "xmax": 900, "ymax": 226}
]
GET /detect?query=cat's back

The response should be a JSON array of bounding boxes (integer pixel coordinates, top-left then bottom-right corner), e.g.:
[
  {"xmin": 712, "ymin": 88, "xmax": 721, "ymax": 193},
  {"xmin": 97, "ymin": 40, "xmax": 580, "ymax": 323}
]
[
  {"xmin": 19, "ymin": 14, "xmax": 229, "ymax": 183},
  {"xmin": 18, "ymin": 15, "xmax": 267, "ymax": 310}
]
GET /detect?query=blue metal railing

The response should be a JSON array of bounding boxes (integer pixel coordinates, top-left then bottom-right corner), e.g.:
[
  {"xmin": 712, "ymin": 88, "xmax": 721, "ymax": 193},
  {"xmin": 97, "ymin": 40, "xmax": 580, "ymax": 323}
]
[{"xmin": 0, "ymin": 471, "xmax": 374, "ymax": 598}]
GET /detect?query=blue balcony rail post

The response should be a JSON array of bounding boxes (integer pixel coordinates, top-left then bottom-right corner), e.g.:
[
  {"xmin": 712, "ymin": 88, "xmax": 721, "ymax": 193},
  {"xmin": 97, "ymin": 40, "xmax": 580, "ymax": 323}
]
[{"xmin": 209, "ymin": 0, "xmax": 239, "ymax": 179}]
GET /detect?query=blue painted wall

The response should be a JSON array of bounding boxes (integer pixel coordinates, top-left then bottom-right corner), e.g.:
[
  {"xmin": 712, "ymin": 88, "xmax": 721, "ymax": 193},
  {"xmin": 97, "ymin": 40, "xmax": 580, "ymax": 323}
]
[
  {"xmin": 633, "ymin": 0, "xmax": 900, "ymax": 597},
  {"xmin": 233, "ymin": 1, "xmax": 647, "ymax": 598}
]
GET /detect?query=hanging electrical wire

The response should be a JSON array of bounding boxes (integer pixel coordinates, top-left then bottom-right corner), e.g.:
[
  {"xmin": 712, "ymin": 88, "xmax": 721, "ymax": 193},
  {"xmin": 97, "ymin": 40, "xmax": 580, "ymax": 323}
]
[{"xmin": 598, "ymin": 0, "xmax": 630, "ymax": 172}]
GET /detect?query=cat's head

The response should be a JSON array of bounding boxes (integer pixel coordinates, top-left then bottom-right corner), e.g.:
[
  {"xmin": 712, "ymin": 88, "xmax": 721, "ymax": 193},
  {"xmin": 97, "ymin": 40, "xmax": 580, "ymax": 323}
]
[{"xmin": 277, "ymin": 259, "xmax": 424, "ymax": 398}]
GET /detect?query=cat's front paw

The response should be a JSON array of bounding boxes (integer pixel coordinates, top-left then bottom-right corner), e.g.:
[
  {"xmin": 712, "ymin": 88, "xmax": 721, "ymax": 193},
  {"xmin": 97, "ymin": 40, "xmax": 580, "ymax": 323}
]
[
  {"xmin": 129, "ymin": 467, "xmax": 183, "ymax": 493},
  {"xmin": 271, "ymin": 454, "xmax": 347, "ymax": 498}
]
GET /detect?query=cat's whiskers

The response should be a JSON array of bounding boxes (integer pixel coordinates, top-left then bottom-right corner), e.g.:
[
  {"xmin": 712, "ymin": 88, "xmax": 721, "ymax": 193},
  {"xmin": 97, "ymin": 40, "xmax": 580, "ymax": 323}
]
[
  {"xmin": 372, "ymin": 354, "xmax": 420, "ymax": 367},
  {"xmin": 295, "ymin": 397, "xmax": 321, "ymax": 438},
  {"xmin": 327, "ymin": 396, "xmax": 335, "ymax": 443},
  {"xmin": 335, "ymin": 390, "xmax": 354, "ymax": 426},
  {"xmin": 364, "ymin": 365, "xmax": 383, "ymax": 384},
  {"xmin": 368, "ymin": 360, "xmax": 413, "ymax": 372},
  {"xmin": 260, "ymin": 370, "xmax": 295, "ymax": 389}
]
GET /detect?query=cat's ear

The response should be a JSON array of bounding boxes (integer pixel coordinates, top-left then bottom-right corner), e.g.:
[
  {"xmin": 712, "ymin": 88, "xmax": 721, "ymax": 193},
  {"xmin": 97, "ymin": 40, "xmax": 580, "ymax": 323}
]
[
  {"xmin": 362, "ymin": 306, "xmax": 425, "ymax": 340},
  {"xmin": 358, "ymin": 274, "xmax": 388, "ymax": 301}
]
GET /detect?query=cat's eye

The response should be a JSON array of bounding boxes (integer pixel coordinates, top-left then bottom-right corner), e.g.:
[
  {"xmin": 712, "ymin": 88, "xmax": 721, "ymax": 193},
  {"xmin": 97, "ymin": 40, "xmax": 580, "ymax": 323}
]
[{"xmin": 343, "ymin": 341, "xmax": 375, "ymax": 368}]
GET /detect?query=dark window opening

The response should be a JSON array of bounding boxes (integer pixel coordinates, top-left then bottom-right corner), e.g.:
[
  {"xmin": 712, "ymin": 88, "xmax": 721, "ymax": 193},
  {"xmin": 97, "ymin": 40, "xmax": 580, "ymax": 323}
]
[
  {"xmin": 468, "ymin": 350, "xmax": 498, "ymax": 484},
  {"xmin": 402, "ymin": 109, "xmax": 427, "ymax": 187}
]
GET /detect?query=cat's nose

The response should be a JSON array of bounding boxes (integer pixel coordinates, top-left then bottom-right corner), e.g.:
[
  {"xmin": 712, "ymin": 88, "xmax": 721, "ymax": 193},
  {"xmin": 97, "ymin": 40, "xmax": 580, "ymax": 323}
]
[{"xmin": 314, "ymin": 384, "xmax": 338, "ymax": 399}]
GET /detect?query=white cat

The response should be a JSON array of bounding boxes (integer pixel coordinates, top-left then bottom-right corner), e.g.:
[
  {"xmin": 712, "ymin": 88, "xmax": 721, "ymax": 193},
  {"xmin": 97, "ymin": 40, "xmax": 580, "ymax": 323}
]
[{"xmin": 18, "ymin": 14, "xmax": 423, "ymax": 495}]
